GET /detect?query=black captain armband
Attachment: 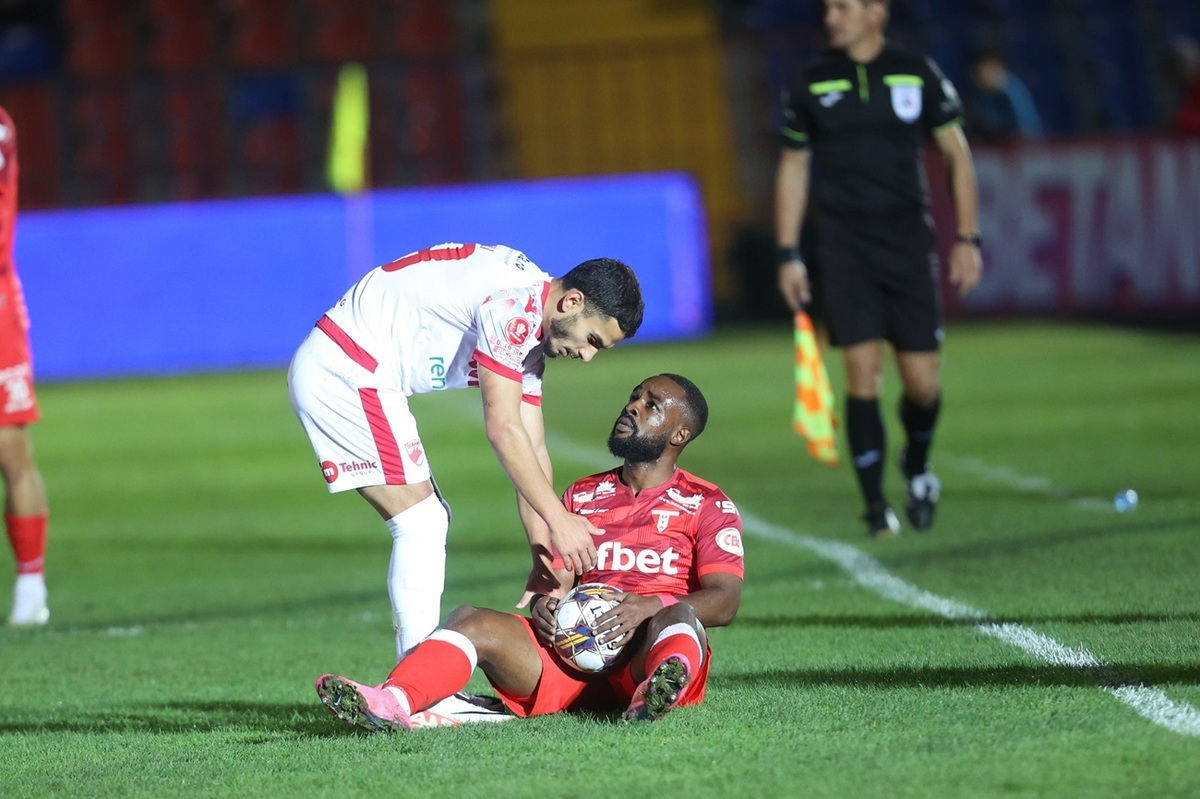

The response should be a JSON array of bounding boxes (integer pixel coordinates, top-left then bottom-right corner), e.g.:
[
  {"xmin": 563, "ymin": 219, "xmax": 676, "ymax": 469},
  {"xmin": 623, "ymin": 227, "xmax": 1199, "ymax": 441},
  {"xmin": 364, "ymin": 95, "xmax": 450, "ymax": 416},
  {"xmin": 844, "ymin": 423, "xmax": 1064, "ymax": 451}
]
[
  {"xmin": 776, "ymin": 246, "xmax": 803, "ymax": 266},
  {"xmin": 955, "ymin": 233, "xmax": 982, "ymax": 247}
]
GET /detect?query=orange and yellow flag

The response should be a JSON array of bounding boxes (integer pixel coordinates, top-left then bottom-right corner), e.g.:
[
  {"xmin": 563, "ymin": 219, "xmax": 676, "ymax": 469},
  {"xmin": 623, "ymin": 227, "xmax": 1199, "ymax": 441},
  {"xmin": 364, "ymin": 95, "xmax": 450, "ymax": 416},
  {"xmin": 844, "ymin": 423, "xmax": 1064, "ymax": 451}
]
[{"xmin": 793, "ymin": 311, "xmax": 839, "ymax": 466}]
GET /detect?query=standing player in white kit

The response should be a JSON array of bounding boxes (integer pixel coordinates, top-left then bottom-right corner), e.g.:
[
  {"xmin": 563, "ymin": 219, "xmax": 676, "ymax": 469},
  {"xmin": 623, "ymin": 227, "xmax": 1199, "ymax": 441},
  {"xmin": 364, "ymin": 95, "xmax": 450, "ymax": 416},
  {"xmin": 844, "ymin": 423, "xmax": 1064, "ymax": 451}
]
[{"xmin": 288, "ymin": 242, "xmax": 644, "ymax": 664}]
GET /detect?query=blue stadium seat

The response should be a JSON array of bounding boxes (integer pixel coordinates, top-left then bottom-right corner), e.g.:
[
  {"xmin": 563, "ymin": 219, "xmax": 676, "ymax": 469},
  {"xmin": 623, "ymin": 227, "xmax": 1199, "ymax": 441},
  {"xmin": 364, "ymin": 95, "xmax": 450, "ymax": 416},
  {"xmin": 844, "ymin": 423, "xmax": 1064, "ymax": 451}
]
[{"xmin": 1005, "ymin": 24, "xmax": 1078, "ymax": 134}]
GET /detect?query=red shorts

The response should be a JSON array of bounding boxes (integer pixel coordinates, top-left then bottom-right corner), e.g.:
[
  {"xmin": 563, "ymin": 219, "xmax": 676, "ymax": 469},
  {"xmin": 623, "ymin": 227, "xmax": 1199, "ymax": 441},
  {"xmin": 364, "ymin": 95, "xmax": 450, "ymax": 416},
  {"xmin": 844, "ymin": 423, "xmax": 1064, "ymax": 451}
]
[
  {"xmin": 489, "ymin": 614, "xmax": 712, "ymax": 718},
  {"xmin": 0, "ymin": 281, "xmax": 38, "ymax": 426}
]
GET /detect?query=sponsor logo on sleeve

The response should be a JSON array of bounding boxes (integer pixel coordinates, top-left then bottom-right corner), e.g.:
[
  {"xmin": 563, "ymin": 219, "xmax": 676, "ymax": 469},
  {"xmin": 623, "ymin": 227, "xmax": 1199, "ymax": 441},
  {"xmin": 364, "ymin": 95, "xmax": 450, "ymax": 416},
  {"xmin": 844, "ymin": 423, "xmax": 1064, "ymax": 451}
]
[
  {"xmin": 715, "ymin": 527, "xmax": 744, "ymax": 556},
  {"xmin": 505, "ymin": 317, "xmax": 531, "ymax": 346}
]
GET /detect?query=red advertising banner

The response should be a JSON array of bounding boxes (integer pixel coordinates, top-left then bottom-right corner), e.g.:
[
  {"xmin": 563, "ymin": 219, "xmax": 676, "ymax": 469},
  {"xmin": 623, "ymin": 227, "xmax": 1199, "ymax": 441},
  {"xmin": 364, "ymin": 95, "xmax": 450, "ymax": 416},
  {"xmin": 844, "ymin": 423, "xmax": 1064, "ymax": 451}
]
[{"xmin": 930, "ymin": 138, "xmax": 1200, "ymax": 318}]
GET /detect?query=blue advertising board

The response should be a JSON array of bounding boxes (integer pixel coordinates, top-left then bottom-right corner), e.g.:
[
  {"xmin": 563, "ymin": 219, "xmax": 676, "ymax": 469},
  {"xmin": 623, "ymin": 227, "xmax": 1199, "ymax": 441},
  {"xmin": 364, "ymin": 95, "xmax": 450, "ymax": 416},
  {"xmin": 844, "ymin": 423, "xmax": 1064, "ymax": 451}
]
[{"xmin": 15, "ymin": 172, "xmax": 710, "ymax": 381}]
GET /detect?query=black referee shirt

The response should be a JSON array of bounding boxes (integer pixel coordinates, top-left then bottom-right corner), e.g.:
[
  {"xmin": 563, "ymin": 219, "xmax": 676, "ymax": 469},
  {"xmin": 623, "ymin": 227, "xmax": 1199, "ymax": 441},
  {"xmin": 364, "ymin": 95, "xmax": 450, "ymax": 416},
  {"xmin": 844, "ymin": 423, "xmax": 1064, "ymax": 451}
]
[{"xmin": 781, "ymin": 43, "xmax": 964, "ymax": 218}]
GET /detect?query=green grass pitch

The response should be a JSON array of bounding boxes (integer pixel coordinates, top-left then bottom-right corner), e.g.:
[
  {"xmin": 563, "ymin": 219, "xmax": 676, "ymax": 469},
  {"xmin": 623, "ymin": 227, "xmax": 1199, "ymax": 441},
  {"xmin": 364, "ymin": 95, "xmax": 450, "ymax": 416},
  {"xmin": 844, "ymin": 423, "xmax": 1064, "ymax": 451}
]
[{"xmin": 1, "ymin": 320, "xmax": 1198, "ymax": 797}]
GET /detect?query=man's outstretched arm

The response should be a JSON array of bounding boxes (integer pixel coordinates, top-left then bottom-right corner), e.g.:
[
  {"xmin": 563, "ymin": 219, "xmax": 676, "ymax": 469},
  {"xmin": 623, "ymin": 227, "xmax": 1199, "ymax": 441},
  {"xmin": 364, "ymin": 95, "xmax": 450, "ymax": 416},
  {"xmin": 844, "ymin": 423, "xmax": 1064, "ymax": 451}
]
[{"xmin": 477, "ymin": 364, "xmax": 599, "ymax": 575}]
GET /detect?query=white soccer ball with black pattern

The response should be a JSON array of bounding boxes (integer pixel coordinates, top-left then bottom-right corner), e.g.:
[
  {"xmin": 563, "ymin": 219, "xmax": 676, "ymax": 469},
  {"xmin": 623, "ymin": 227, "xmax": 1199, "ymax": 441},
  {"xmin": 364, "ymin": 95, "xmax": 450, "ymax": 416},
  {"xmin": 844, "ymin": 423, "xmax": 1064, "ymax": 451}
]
[{"xmin": 552, "ymin": 582, "xmax": 624, "ymax": 673}]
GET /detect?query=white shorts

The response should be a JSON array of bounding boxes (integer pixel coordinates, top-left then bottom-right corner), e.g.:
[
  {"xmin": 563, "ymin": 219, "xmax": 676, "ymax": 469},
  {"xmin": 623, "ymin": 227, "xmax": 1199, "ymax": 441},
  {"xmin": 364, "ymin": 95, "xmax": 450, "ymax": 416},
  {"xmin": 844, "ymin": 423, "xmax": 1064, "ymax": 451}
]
[{"xmin": 288, "ymin": 327, "xmax": 432, "ymax": 493}]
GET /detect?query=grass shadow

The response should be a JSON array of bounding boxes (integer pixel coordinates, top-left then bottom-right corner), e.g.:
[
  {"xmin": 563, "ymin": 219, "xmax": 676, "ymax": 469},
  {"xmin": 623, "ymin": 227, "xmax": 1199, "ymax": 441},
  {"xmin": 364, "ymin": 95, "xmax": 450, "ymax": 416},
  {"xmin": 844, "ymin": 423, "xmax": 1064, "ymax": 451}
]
[
  {"xmin": 0, "ymin": 701, "xmax": 331, "ymax": 737},
  {"xmin": 735, "ymin": 610, "xmax": 1200, "ymax": 630},
  {"xmin": 720, "ymin": 661, "xmax": 1200, "ymax": 690}
]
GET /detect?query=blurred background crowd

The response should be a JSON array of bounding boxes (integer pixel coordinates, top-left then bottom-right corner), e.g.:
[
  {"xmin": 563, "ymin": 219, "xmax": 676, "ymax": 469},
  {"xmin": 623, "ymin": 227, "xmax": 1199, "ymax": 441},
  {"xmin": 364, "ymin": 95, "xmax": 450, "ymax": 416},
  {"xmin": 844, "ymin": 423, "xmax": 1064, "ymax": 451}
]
[{"xmin": 0, "ymin": 0, "xmax": 1197, "ymax": 318}]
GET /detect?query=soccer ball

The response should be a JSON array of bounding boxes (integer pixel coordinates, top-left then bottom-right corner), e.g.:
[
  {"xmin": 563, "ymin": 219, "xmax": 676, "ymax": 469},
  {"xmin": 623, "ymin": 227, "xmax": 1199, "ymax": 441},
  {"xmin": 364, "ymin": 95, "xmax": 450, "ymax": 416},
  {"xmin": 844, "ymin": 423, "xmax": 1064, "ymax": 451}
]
[{"xmin": 552, "ymin": 582, "xmax": 624, "ymax": 673}]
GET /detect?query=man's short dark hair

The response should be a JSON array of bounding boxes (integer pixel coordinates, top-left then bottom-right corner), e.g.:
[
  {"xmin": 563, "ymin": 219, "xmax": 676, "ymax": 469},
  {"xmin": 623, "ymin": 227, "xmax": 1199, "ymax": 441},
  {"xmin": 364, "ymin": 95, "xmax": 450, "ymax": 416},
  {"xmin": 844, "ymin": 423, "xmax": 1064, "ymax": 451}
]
[
  {"xmin": 561, "ymin": 258, "xmax": 644, "ymax": 338},
  {"xmin": 661, "ymin": 373, "xmax": 708, "ymax": 441}
]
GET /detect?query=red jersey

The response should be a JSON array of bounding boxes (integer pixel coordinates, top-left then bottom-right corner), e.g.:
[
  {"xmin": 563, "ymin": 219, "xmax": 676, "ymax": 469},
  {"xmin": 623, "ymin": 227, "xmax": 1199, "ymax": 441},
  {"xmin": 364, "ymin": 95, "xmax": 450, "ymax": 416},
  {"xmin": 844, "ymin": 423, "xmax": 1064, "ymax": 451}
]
[
  {"xmin": 559, "ymin": 467, "xmax": 745, "ymax": 596},
  {"xmin": 0, "ymin": 105, "xmax": 23, "ymax": 296},
  {"xmin": 0, "ymin": 105, "xmax": 39, "ymax": 425}
]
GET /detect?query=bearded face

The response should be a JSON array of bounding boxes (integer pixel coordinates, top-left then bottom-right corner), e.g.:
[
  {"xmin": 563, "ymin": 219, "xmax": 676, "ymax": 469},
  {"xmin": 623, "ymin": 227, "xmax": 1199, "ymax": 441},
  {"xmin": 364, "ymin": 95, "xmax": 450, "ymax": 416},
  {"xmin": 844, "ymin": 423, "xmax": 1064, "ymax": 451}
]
[
  {"xmin": 543, "ymin": 315, "xmax": 574, "ymax": 359},
  {"xmin": 607, "ymin": 411, "xmax": 670, "ymax": 462}
]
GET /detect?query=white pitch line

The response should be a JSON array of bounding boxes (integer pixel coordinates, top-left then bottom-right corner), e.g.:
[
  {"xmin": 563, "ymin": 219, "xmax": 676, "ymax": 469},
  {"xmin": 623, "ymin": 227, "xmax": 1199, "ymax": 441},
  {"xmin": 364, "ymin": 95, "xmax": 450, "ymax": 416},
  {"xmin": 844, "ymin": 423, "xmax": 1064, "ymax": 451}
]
[
  {"xmin": 940, "ymin": 453, "xmax": 1113, "ymax": 512},
  {"xmin": 543, "ymin": 429, "xmax": 1200, "ymax": 738},
  {"xmin": 747, "ymin": 511, "xmax": 1200, "ymax": 738}
]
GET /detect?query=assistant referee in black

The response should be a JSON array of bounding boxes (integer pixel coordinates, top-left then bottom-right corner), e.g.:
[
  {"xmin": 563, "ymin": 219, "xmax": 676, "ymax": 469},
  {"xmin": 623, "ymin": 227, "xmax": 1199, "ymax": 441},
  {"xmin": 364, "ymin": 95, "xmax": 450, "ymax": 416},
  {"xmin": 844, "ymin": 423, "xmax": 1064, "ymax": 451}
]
[{"xmin": 774, "ymin": 0, "xmax": 983, "ymax": 538}]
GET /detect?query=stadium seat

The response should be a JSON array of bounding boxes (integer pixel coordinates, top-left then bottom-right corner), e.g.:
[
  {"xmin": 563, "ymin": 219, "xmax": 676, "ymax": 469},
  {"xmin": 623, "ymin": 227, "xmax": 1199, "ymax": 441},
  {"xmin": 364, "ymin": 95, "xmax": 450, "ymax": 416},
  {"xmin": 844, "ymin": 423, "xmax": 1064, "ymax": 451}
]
[
  {"xmin": 147, "ymin": 0, "xmax": 218, "ymax": 72},
  {"xmin": 66, "ymin": 17, "xmax": 138, "ymax": 78},
  {"xmin": 306, "ymin": 0, "xmax": 376, "ymax": 63},
  {"xmin": 0, "ymin": 84, "xmax": 60, "ymax": 208},
  {"xmin": 1005, "ymin": 24, "xmax": 1078, "ymax": 134},
  {"xmin": 240, "ymin": 116, "xmax": 303, "ymax": 195},
  {"xmin": 398, "ymin": 67, "xmax": 469, "ymax": 184},
  {"xmin": 162, "ymin": 80, "xmax": 227, "ymax": 199},
  {"xmin": 228, "ymin": 0, "xmax": 299, "ymax": 69},
  {"xmin": 71, "ymin": 87, "xmax": 137, "ymax": 203},
  {"xmin": 387, "ymin": 0, "xmax": 460, "ymax": 58}
]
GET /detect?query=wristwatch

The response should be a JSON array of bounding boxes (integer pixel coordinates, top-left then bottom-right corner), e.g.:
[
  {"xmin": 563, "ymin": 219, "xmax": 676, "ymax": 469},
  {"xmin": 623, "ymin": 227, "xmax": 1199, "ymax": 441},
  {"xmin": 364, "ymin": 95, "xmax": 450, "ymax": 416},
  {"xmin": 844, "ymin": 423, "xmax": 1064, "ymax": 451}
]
[
  {"xmin": 776, "ymin": 246, "xmax": 802, "ymax": 265},
  {"xmin": 955, "ymin": 233, "xmax": 982, "ymax": 247}
]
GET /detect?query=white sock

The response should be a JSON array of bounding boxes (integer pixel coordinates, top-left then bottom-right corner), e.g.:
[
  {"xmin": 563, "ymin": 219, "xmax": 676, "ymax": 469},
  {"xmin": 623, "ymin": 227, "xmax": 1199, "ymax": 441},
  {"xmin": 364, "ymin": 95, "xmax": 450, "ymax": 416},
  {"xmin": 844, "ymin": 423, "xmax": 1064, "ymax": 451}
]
[
  {"xmin": 10, "ymin": 573, "xmax": 48, "ymax": 624},
  {"xmin": 653, "ymin": 622, "xmax": 704, "ymax": 669},
  {"xmin": 386, "ymin": 493, "xmax": 449, "ymax": 660}
]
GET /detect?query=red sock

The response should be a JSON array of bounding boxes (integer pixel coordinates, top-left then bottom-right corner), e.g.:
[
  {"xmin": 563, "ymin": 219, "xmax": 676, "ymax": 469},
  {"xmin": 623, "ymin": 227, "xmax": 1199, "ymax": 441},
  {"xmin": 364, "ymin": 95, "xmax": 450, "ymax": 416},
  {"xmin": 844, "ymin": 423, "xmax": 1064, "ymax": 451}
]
[
  {"xmin": 383, "ymin": 631, "xmax": 475, "ymax": 712},
  {"xmin": 645, "ymin": 624, "xmax": 703, "ymax": 676},
  {"xmin": 6, "ymin": 514, "xmax": 47, "ymax": 575}
]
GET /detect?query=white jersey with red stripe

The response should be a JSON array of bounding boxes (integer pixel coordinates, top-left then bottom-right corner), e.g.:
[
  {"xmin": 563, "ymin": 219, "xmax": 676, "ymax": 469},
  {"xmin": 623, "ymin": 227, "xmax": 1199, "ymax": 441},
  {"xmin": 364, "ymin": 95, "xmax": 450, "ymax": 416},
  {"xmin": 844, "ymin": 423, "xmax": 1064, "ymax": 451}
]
[
  {"xmin": 322, "ymin": 243, "xmax": 552, "ymax": 402},
  {"xmin": 558, "ymin": 467, "xmax": 746, "ymax": 596}
]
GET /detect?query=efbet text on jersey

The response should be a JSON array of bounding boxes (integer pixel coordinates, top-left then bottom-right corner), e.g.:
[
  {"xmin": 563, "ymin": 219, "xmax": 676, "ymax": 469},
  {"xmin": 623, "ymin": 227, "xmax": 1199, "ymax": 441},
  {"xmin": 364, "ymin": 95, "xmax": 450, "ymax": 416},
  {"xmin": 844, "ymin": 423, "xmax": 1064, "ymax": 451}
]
[{"xmin": 596, "ymin": 541, "xmax": 680, "ymax": 575}]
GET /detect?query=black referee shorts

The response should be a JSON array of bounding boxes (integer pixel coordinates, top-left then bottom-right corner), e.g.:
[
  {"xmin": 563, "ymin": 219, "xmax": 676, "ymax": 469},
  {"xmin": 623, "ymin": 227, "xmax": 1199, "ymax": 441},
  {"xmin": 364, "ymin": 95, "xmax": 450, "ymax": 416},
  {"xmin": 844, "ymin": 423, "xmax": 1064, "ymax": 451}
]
[{"xmin": 814, "ymin": 210, "xmax": 943, "ymax": 352}]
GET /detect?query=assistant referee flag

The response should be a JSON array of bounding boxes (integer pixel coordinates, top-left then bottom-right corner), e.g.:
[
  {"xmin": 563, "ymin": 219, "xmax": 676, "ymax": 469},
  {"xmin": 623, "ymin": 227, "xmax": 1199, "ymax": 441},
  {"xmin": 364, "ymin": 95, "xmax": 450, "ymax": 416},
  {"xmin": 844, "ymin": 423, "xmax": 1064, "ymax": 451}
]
[{"xmin": 793, "ymin": 311, "xmax": 839, "ymax": 466}]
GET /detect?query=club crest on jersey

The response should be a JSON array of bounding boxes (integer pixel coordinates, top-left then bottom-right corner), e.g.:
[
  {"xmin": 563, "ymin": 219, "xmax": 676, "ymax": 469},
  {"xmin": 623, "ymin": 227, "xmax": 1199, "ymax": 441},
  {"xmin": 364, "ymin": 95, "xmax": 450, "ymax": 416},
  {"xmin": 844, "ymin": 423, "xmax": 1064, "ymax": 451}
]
[
  {"xmin": 716, "ymin": 527, "xmax": 745, "ymax": 557},
  {"xmin": 405, "ymin": 439, "xmax": 425, "ymax": 466},
  {"xmin": 505, "ymin": 317, "xmax": 531, "ymax": 346},
  {"xmin": 666, "ymin": 487, "xmax": 704, "ymax": 511},
  {"xmin": 891, "ymin": 85, "xmax": 922, "ymax": 122},
  {"xmin": 651, "ymin": 509, "xmax": 679, "ymax": 532}
]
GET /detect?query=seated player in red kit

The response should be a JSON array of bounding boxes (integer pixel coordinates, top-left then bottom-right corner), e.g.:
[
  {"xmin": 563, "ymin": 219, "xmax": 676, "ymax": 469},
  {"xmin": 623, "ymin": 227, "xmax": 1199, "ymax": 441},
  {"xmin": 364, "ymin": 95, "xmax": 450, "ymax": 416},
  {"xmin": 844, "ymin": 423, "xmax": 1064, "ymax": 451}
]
[{"xmin": 315, "ymin": 373, "xmax": 744, "ymax": 728}]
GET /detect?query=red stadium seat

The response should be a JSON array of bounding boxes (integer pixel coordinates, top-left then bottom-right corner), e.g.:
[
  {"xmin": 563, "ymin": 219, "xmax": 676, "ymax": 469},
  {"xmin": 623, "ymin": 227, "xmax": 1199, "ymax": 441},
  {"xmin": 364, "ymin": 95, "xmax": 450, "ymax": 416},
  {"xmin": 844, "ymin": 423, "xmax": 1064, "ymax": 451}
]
[
  {"xmin": 229, "ymin": 0, "xmax": 299, "ymax": 69},
  {"xmin": 71, "ymin": 87, "xmax": 137, "ymax": 203},
  {"xmin": 241, "ymin": 116, "xmax": 302, "ymax": 195},
  {"xmin": 388, "ymin": 0, "xmax": 460, "ymax": 58},
  {"xmin": 162, "ymin": 81, "xmax": 227, "ymax": 199},
  {"xmin": 66, "ymin": 18, "xmax": 138, "ymax": 78},
  {"xmin": 147, "ymin": 0, "xmax": 219, "ymax": 72},
  {"xmin": 307, "ymin": 0, "xmax": 377, "ymax": 63}
]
